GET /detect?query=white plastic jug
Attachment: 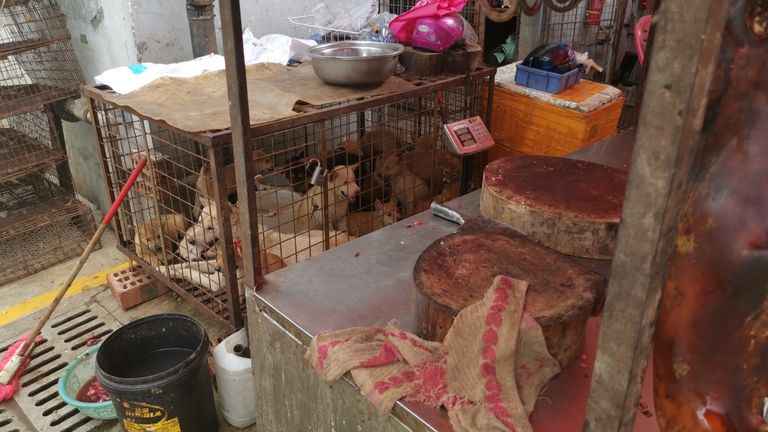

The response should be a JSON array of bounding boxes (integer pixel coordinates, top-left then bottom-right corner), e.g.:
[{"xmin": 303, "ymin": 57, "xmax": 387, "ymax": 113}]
[{"xmin": 213, "ymin": 328, "xmax": 256, "ymax": 428}]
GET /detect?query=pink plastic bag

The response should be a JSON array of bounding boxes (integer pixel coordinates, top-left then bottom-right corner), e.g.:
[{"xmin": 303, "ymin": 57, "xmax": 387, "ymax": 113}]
[{"xmin": 389, "ymin": 0, "xmax": 468, "ymax": 44}]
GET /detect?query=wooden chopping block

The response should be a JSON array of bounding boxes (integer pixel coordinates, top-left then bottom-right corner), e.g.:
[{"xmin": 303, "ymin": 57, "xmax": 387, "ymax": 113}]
[
  {"xmin": 413, "ymin": 219, "xmax": 606, "ymax": 368},
  {"xmin": 399, "ymin": 43, "xmax": 483, "ymax": 77},
  {"xmin": 480, "ymin": 156, "xmax": 627, "ymax": 259}
]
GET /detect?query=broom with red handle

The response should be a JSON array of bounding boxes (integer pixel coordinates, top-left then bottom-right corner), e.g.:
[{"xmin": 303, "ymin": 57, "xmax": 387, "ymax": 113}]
[{"xmin": 0, "ymin": 159, "xmax": 147, "ymax": 397}]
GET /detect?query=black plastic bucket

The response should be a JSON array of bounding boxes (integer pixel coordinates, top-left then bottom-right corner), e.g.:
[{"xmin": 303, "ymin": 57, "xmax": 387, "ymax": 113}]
[{"xmin": 95, "ymin": 314, "xmax": 218, "ymax": 431}]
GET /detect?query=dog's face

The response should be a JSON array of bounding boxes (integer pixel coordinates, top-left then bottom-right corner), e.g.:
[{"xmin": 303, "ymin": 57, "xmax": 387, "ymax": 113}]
[
  {"xmin": 178, "ymin": 223, "xmax": 218, "ymax": 261},
  {"xmin": 135, "ymin": 220, "xmax": 165, "ymax": 254},
  {"xmin": 253, "ymin": 149, "xmax": 275, "ymax": 173},
  {"xmin": 442, "ymin": 165, "xmax": 461, "ymax": 185},
  {"xmin": 374, "ymin": 199, "xmax": 400, "ymax": 225},
  {"xmin": 328, "ymin": 164, "xmax": 360, "ymax": 204},
  {"xmin": 379, "ymin": 153, "xmax": 401, "ymax": 179}
]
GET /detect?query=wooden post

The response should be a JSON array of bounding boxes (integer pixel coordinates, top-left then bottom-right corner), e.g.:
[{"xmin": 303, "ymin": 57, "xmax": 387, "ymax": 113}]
[
  {"xmin": 583, "ymin": 0, "xmax": 730, "ymax": 430},
  {"xmin": 219, "ymin": 0, "xmax": 263, "ymax": 292}
]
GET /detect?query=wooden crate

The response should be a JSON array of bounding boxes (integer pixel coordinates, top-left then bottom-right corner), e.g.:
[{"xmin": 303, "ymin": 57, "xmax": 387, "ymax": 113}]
[{"xmin": 486, "ymin": 77, "xmax": 624, "ymax": 160}]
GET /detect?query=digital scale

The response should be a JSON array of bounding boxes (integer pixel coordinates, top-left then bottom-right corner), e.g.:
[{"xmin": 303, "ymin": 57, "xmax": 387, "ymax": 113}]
[{"xmin": 442, "ymin": 116, "xmax": 495, "ymax": 156}]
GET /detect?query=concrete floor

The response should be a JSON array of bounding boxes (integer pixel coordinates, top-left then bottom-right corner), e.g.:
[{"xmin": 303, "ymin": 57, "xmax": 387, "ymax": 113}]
[{"xmin": 0, "ymin": 229, "xmax": 255, "ymax": 431}]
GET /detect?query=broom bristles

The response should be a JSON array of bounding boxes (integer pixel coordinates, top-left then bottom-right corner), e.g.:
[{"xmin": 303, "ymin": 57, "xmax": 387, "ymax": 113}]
[{"xmin": 0, "ymin": 335, "xmax": 39, "ymax": 401}]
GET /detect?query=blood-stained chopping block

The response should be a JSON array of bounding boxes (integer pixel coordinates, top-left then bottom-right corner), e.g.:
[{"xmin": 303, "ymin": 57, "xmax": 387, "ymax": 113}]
[
  {"xmin": 480, "ymin": 156, "xmax": 627, "ymax": 259},
  {"xmin": 413, "ymin": 220, "xmax": 606, "ymax": 368}
]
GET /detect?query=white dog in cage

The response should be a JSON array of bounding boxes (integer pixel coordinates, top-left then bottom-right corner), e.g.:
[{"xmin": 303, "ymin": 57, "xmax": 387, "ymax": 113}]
[{"xmin": 177, "ymin": 223, "xmax": 218, "ymax": 261}]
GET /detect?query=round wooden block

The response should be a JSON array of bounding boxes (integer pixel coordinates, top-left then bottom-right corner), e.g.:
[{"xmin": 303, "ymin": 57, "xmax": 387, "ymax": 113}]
[
  {"xmin": 480, "ymin": 156, "xmax": 627, "ymax": 259},
  {"xmin": 413, "ymin": 227, "xmax": 607, "ymax": 368}
]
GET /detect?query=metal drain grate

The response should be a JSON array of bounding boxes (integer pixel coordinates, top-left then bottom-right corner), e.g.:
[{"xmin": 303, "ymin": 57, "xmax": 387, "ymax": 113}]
[
  {"xmin": 0, "ymin": 304, "xmax": 121, "ymax": 432},
  {"xmin": 0, "ymin": 405, "xmax": 24, "ymax": 432}
]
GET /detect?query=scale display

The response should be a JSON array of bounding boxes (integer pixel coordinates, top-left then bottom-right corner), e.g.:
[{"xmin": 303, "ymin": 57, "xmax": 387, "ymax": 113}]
[{"xmin": 442, "ymin": 116, "xmax": 495, "ymax": 156}]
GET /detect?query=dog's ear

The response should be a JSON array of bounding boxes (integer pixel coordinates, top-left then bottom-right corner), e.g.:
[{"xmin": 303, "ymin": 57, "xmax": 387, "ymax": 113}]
[
  {"xmin": 374, "ymin": 199, "xmax": 383, "ymax": 211},
  {"xmin": 197, "ymin": 164, "xmax": 217, "ymax": 200},
  {"xmin": 348, "ymin": 163, "xmax": 359, "ymax": 172}
]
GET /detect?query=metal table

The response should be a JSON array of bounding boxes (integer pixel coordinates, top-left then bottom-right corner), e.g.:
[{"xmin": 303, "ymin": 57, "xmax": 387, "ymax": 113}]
[{"xmin": 245, "ymin": 129, "xmax": 655, "ymax": 432}]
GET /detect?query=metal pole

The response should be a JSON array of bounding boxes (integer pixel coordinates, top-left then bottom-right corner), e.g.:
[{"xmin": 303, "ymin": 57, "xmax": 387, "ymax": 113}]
[
  {"xmin": 187, "ymin": 0, "xmax": 218, "ymax": 57},
  {"xmin": 219, "ymin": 0, "xmax": 263, "ymax": 291},
  {"xmin": 605, "ymin": 0, "xmax": 630, "ymax": 85}
]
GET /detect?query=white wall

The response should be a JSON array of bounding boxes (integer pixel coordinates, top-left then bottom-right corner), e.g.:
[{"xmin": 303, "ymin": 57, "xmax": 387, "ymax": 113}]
[
  {"xmin": 210, "ymin": 0, "xmax": 315, "ymax": 54},
  {"xmin": 131, "ymin": 0, "xmax": 195, "ymax": 63},
  {"xmin": 60, "ymin": 0, "xmax": 142, "ymax": 213},
  {"xmin": 59, "ymin": 0, "xmax": 322, "ymax": 212}
]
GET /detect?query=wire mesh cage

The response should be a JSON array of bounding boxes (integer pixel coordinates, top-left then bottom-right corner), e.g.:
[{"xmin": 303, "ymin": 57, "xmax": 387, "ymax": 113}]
[
  {"xmin": 86, "ymin": 70, "xmax": 494, "ymax": 330},
  {"xmin": 0, "ymin": 105, "xmax": 66, "ymax": 182},
  {"xmin": 0, "ymin": 0, "xmax": 71, "ymax": 57},
  {"xmin": 0, "ymin": 168, "xmax": 97, "ymax": 286},
  {"xmin": 540, "ymin": 0, "xmax": 626, "ymax": 82},
  {"xmin": 0, "ymin": 40, "xmax": 84, "ymax": 116}
]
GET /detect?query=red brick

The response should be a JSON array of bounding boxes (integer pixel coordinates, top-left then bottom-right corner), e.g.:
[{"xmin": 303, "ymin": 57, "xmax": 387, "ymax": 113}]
[{"xmin": 107, "ymin": 267, "xmax": 168, "ymax": 310}]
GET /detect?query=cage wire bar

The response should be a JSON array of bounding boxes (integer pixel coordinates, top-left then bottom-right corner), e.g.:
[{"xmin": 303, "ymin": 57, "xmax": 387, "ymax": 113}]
[
  {"xmin": 0, "ymin": 41, "xmax": 84, "ymax": 116},
  {"xmin": 0, "ymin": 167, "xmax": 97, "ymax": 286},
  {"xmin": 0, "ymin": 0, "xmax": 91, "ymax": 285},
  {"xmin": 86, "ymin": 67, "xmax": 495, "ymax": 330},
  {"xmin": 540, "ymin": 0, "xmax": 627, "ymax": 82},
  {"xmin": 0, "ymin": 105, "xmax": 67, "ymax": 182},
  {"xmin": 0, "ymin": 0, "xmax": 71, "ymax": 56}
]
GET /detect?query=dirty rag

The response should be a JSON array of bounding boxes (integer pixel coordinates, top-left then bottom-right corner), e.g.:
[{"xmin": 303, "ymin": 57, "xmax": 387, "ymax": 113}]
[{"xmin": 306, "ymin": 275, "xmax": 561, "ymax": 432}]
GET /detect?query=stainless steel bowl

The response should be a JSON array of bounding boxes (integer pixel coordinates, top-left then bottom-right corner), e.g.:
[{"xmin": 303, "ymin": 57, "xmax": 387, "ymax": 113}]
[{"xmin": 309, "ymin": 41, "xmax": 404, "ymax": 87}]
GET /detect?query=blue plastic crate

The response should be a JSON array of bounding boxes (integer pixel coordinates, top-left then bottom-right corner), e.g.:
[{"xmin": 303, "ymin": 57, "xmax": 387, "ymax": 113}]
[{"xmin": 515, "ymin": 64, "xmax": 582, "ymax": 94}]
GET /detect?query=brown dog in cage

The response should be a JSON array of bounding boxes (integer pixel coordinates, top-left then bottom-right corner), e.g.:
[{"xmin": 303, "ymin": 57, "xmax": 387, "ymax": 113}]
[
  {"xmin": 408, "ymin": 134, "xmax": 463, "ymax": 190},
  {"xmin": 224, "ymin": 202, "xmax": 287, "ymax": 274},
  {"xmin": 289, "ymin": 164, "xmax": 360, "ymax": 232},
  {"xmin": 134, "ymin": 213, "xmax": 190, "ymax": 267},
  {"xmin": 347, "ymin": 199, "xmax": 400, "ymax": 237},
  {"xmin": 361, "ymin": 128, "xmax": 400, "ymax": 158},
  {"xmin": 379, "ymin": 152, "xmax": 430, "ymax": 218}
]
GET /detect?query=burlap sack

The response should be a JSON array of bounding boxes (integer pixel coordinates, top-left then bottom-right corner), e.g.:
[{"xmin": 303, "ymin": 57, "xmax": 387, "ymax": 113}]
[{"xmin": 306, "ymin": 276, "xmax": 561, "ymax": 431}]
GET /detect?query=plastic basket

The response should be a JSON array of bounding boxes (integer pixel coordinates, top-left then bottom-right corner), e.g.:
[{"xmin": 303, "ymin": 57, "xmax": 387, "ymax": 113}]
[{"xmin": 515, "ymin": 64, "xmax": 582, "ymax": 94}]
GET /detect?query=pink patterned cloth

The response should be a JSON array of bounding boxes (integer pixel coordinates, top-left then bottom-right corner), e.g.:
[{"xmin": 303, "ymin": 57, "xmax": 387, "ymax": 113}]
[{"xmin": 306, "ymin": 276, "xmax": 560, "ymax": 432}]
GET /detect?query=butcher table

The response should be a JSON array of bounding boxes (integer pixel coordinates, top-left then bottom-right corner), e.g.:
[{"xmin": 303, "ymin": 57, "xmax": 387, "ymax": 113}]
[{"xmin": 244, "ymin": 129, "xmax": 659, "ymax": 431}]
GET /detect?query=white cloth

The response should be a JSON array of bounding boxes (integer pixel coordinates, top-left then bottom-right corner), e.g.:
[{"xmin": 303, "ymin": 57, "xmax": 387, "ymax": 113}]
[{"xmin": 95, "ymin": 30, "xmax": 317, "ymax": 94}]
